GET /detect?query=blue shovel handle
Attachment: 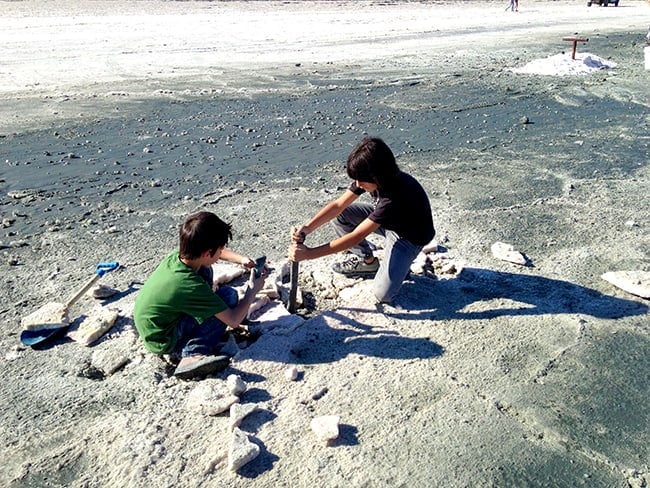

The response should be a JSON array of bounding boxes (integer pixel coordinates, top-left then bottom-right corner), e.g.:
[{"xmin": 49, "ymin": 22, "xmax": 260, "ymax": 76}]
[{"xmin": 96, "ymin": 261, "xmax": 119, "ymax": 277}]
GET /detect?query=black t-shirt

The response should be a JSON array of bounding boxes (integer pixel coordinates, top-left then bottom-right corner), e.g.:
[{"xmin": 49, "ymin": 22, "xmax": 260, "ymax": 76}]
[{"xmin": 349, "ymin": 171, "xmax": 435, "ymax": 246}]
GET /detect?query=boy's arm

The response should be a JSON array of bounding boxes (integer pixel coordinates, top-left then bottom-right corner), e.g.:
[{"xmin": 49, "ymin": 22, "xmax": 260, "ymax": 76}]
[
  {"xmin": 220, "ymin": 248, "xmax": 254, "ymax": 268},
  {"xmin": 293, "ymin": 189, "xmax": 358, "ymax": 240},
  {"xmin": 290, "ymin": 217, "xmax": 380, "ymax": 261},
  {"xmin": 214, "ymin": 269, "xmax": 265, "ymax": 328}
]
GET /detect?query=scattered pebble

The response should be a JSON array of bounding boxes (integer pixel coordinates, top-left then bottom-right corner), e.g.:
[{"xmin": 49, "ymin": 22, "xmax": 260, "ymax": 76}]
[
  {"xmin": 228, "ymin": 427, "xmax": 260, "ymax": 471},
  {"xmin": 310, "ymin": 415, "xmax": 340, "ymax": 444},
  {"xmin": 491, "ymin": 242, "xmax": 527, "ymax": 266},
  {"xmin": 229, "ymin": 403, "xmax": 259, "ymax": 431},
  {"xmin": 227, "ymin": 374, "xmax": 247, "ymax": 395},
  {"xmin": 187, "ymin": 380, "xmax": 240, "ymax": 416},
  {"xmin": 285, "ymin": 365, "xmax": 299, "ymax": 381}
]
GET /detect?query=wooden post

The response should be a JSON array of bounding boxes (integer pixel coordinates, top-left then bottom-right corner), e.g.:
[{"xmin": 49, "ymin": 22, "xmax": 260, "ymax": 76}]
[{"xmin": 562, "ymin": 37, "xmax": 589, "ymax": 60}]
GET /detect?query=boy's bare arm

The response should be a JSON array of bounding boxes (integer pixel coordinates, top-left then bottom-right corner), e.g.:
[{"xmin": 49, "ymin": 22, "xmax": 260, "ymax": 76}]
[
  {"xmin": 290, "ymin": 217, "xmax": 380, "ymax": 261},
  {"xmin": 214, "ymin": 269, "xmax": 266, "ymax": 328},
  {"xmin": 220, "ymin": 248, "xmax": 254, "ymax": 268},
  {"xmin": 294, "ymin": 189, "xmax": 358, "ymax": 239}
]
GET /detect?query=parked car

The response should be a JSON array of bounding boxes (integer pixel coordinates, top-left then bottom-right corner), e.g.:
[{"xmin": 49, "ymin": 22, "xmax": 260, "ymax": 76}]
[{"xmin": 587, "ymin": 0, "xmax": 619, "ymax": 6}]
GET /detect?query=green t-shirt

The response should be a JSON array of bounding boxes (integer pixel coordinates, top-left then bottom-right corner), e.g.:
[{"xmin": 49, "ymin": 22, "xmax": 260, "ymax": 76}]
[{"xmin": 134, "ymin": 251, "xmax": 228, "ymax": 354}]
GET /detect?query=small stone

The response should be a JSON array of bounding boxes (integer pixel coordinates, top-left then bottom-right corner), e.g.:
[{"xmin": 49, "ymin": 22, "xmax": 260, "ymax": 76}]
[
  {"xmin": 310, "ymin": 415, "xmax": 340, "ymax": 444},
  {"xmin": 491, "ymin": 242, "xmax": 527, "ymax": 265},
  {"xmin": 226, "ymin": 374, "xmax": 247, "ymax": 395},
  {"xmin": 520, "ymin": 116, "xmax": 530, "ymax": 124},
  {"xmin": 90, "ymin": 284, "xmax": 119, "ymax": 299},
  {"xmin": 285, "ymin": 365, "xmax": 299, "ymax": 381},
  {"xmin": 187, "ymin": 380, "xmax": 239, "ymax": 415},
  {"xmin": 229, "ymin": 403, "xmax": 259, "ymax": 431},
  {"xmin": 228, "ymin": 428, "xmax": 260, "ymax": 472}
]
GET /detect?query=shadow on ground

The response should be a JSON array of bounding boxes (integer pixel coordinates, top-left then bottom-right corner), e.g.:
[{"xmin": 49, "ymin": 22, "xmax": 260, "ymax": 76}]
[{"xmin": 388, "ymin": 267, "xmax": 648, "ymax": 321}]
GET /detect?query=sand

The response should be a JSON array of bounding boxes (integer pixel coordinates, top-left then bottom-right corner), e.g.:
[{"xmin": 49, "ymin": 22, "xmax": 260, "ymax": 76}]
[{"xmin": 1, "ymin": 1, "xmax": 649, "ymax": 486}]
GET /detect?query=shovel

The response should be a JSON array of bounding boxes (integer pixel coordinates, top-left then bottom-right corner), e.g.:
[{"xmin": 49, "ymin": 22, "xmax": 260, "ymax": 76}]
[{"xmin": 20, "ymin": 261, "xmax": 119, "ymax": 346}]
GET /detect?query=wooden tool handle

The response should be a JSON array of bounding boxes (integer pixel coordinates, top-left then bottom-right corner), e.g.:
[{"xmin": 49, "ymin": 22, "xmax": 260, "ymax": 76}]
[{"xmin": 65, "ymin": 274, "xmax": 101, "ymax": 309}]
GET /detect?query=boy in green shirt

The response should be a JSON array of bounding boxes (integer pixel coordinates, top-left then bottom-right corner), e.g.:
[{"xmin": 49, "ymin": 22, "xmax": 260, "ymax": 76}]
[{"xmin": 134, "ymin": 211, "xmax": 266, "ymax": 380}]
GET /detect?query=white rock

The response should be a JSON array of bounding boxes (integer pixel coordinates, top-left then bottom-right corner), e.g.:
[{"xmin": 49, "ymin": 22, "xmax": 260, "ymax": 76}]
[
  {"xmin": 410, "ymin": 252, "xmax": 429, "ymax": 274},
  {"xmin": 601, "ymin": 271, "xmax": 650, "ymax": 299},
  {"xmin": 491, "ymin": 241, "xmax": 527, "ymax": 265},
  {"xmin": 285, "ymin": 365, "xmax": 299, "ymax": 381},
  {"xmin": 211, "ymin": 263, "xmax": 246, "ymax": 286},
  {"xmin": 21, "ymin": 302, "xmax": 69, "ymax": 331},
  {"xmin": 227, "ymin": 374, "xmax": 247, "ymax": 395},
  {"xmin": 310, "ymin": 415, "xmax": 341, "ymax": 444},
  {"xmin": 187, "ymin": 380, "xmax": 239, "ymax": 415},
  {"xmin": 67, "ymin": 306, "xmax": 119, "ymax": 346},
  {"xmin": 90, "ymin": 348, "xmax": 129, "ymax": 375},
  {"xmin": 228, "ymin": 428, "xmax": 260, "ymax": 471},
  {"xmin": 247, "ymin": 295, "xmax": 270, "ymax": 320},
  {"xmin": 251, "ymin": 301, "xmax": 305, "ymax": 335},
  {"xmin": 229, "ymin": 403, "xmax": 259, "ymax": 431},
  {"xmin": 422, "ymin": 238, "xmax": 439, "ymax": 254}
]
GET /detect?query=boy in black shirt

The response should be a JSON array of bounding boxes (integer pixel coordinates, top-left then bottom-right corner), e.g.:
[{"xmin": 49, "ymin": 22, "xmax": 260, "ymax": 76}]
[{"xmin": 288, "ymin": 137, "xmax": 434, "ymax": 304}]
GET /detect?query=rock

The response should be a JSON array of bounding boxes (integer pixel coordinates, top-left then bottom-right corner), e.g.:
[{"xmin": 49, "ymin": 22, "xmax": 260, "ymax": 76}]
[
  {"xmin": 67, "ymin": 306, "xmax": 119, "ymax": 346},
  {"xmin": 491, "ymin": 242, "xmax": 527, "ymax": 265},
  {"xmin": 90, "ymin": 347, "xmax": 129, "ymax": 375},
  {"xmin": 285, "ymin": 365, "xmax": 299, "ymax": 381},
  {"xmin": 410, "ymin": 252, "xmax": 429, "ymax": 274},
  {"xmin": 89, "ymin": 284, "xmax": 119, "ymax": 299},
  {"xmin": 228, "ymin": 428, "xmax": 260, "ymax": 472},
  {"xmin": 250, "ymin": 301, "xmax": 305, "ymax": 335},
  {"xmin": 226, "ymin": 374, "xmax": 247, "ymax": 395},
  {"xmin": 601, "ymin": 271, "xmax": 650, "ymax": 299},
  {"xmin": 247, "ymin": 295, "xmax": 270, "ymax": 320},
  {"xmin": 229, "ymin": 403, "xmax": 259, "ymax": 431},
  {"xmin": 21, "ymin": 302, "xmax": 69, "ymax": 331},
  {"xmin": 186, "ymin": 380, "xmax": 239, "ymax": 415},
  {"xmin": 310, "ymin": 415, "xmax": 340, "ymax": 444},
  {"xmin": 211, "ymin": 263, "xmax": 246, "ymax": 285},
  {"xmin": 421, "ymin": 238, "xmax": 439, "ymax": 254}
]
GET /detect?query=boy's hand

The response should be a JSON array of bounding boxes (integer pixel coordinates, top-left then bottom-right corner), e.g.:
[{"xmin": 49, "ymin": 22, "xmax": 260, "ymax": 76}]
[
  {"xmin": 291, "ymin": 226, "xmax": 307, "ymax": 244},
  {"xmin": 241, "ymin": 257, "xmax": 254, "ymax": 269},
  {"xmin": 248, "ymin": 267, "xmax": 267, "ymax": 292},
  {"xmin": 288, "ymin": 243, "xmax": 309, "ymax": 262}
]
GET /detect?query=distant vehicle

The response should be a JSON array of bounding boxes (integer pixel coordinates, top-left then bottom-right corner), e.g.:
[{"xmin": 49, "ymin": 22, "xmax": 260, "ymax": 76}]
[{"xmin": 587, "ymin": 0, "xmax": 619, "ymax": 6}]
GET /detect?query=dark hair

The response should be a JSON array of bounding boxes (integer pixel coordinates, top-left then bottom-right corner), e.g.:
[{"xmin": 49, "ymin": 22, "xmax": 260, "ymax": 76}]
[
  {"xmin": 346, "ymin": 137, "xmax": 400, "ymax": 189},
  {"xmin": 179, "ymin": 211, "xmax": 232, "ymax": 260}
]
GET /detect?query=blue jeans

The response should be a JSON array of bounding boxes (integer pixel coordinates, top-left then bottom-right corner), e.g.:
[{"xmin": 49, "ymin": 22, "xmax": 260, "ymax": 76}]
[
  {"xmin": 174, "ymin": 266, "xmax": 239, "ymax": 358},
  {"xmin": 333, "ymin": 203, "xmax": 423, "ymax": 303}
]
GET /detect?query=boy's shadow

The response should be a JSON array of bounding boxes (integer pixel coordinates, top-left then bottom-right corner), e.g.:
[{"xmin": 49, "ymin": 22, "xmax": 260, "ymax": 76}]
[
  {"xmin": 389, "ymin": 267, "xmax": 648, "ymax": 321},
  {"xmin": 284, "ymin": 310, "xmax": 445, "ymax": 365}
]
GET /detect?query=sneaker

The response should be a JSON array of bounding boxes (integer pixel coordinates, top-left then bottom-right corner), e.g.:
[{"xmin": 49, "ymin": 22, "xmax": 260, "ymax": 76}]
[
  {"xmin": 173, "ymin": 355, "xmax": 230, "ymax": 380},
  {"xmin": 332, "ymin": 256, "xmax": 379, "ymax": 276}
]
